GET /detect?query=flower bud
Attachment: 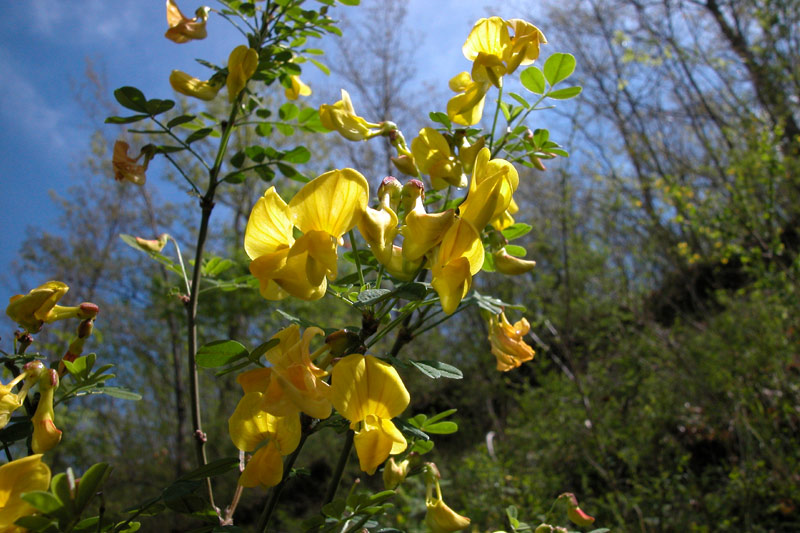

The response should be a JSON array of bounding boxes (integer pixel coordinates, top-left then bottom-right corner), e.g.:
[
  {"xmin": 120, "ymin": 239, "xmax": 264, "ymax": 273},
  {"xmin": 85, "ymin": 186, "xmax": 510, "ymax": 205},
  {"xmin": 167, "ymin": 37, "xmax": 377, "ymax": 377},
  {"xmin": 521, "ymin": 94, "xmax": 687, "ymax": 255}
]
[
  {"xmin": 382, "ymin": 456, "xmax": 410, "ymax": 489},
  {"xmin": 391, "ymin": 155, "xmax": 419, "ymax": 177},
  {"xmin": 6, "ymin": 281, "xmax": 69, "ymax": 333},
  {"xmin": 534, "ymin": 525, "xmax": 554, "ymax": 533},
  {"xmin": 493, "ymin": 248, "xmax": 536, "ymax": 275},
  {"xmin": 31, "ymin": 370, "xmax": 62, "ymax": 453},
  {"xmin": 135, "ymin": 233, "xmax": 170, "ymax": 253}
]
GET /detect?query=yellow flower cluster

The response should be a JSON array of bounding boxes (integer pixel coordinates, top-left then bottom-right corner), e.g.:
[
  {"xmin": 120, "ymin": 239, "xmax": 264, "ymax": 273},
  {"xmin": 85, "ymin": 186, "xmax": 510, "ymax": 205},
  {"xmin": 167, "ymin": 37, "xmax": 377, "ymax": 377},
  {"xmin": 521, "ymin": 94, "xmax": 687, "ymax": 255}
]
[
  {"xmin": 228, "ymin": 326, "xmax": 410, "ymax": 486},
  {"xmin": 449, "ymin": 17, "xmax": 547, "ymax": 126}
]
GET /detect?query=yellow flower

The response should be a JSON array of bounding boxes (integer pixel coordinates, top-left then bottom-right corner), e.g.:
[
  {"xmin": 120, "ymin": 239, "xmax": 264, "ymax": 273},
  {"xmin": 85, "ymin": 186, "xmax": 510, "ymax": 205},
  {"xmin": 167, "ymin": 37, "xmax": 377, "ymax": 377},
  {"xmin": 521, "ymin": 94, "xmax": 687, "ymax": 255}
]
[
  {"xmin": 319, "ymin": 89, "xmax": 382, "ymax": 141},
  {"xmin": 228, "ymin": 381, "xmax": 301, "ymax": 488},
  {"xmin": 111, "ymin": 140, "xmax": 151, "ymax": 185},
  {"xmin": 31, "ymin": 370, "xmax": 62, "ymax": 454},
  {"xmin": 358, "ymin": 176, "xmax": 425, "ymax": 282},
  {"xmin": 6, "ymin": 281, "xmax": 69, "ymax": 333},
  {"xmin": 258, "ymin": 325, "xmax": 332, "ymax": 420},
  {"xmin": 227, "ymin": 45, "xmax": 259, "ymax": 102},
  {"xmin": 400, "ymin": 180, "xmax": 456, "ymax": 263},
  {"xmin": 285, "ymin": 75, "xmax": 311, "ymax": 100},
  {"xmin": 382, "ymin": 456, "xmax": 410, "ymax": 490},
  {"xmin": 446, "ymin": 72, "xmax": 489, "ymax": 126},
  {"xmin": 331, "ymin": 354, "xmax": 410, "ymax": 475},
  {"xmin": 424, "ymin": 469, "xmax": 471, "ymax": 532},
  {"xmin": 165, "ymin": 0, "xmax": 209, "ymax": 43},
  {"xmin": 0, "ymin": 455, "xmax": 51, "ymax": 530},
  {"xmin": 246, "ymin": 170, "xmax": 369, "ymax": 300},
  {"xmin": 410, "ymin": 128, "xmax": 467, "ymax": 190},
  {"xmin": 462, "ymin": 17, "xmax": 510, "ymax": 88},
  {"xmin": 493, "ymin": 247, "xmax": 536, "ymax": 275},
  {"xmin": 358, "ymin": 177, "xmax": 401, "ymax": 265},
  {"xmin": 169, "ymin": 70, "xmax": 221, "ymax": 101},
  {"xmin": 430, "ymin": 218, "xmax": 484, "ymax": 315},
  {"xmin": 0, "ymin": 362, "xmax": 45, "ymax": 430},
  {"xmin": 488, "ymin": 311, "xmax": 535, "ymax": 371},
  {"xmin": 503, "ymin": 19, "xmax": 547, "ymax": 74},
  {"xmin": 458, "ymin": 147, "xmax": 519, "ymax": 232}
]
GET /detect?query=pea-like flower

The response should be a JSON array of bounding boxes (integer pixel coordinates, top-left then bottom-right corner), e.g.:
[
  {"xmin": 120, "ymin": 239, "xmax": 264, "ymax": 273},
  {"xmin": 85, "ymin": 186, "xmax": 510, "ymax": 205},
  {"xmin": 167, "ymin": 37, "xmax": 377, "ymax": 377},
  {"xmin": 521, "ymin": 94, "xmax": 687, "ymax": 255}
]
[
  {"xmin": 0, "ymin": 454, "xmax": 51, "ymax": 530},
  {"xmin": 487, "ymin": 311, "xmax": 535, "ymax": 371},
  {"xmin": 6, "ymin": 281, "xmax": 68, "ymax": 332},
  {"xmin": 112, "ymin": 140, "xmax": 152, "ymax": 185},
  {"xmin": 31, "ymin": 370, "xmax": 62, "ymax": 454},
  {"xmin": 400, "ymin": 179, "xmax": 456, "ymax": 264},
  {"xmin": 492, "ymin": 247, "xmax": 536, "ymax": 275},
  {"xmin": 245, "ymin": 170, "xmax": 369, "ymax": 300},
  {"xmin": 446, "ymin": 72, "xmax": 490, "ymax": 127},
  {"xmin": 458, "ymin": 147, "xmax": 519, "ymax": 233},
  {"xmin": 331, "ymin": 354, "xmax": 410, "ymax": 475},
  {"xmin": 424, "ymin": 464, "xmax": 471, "ymax": 532},
  {"xmin": 430, "ymin": 218, "xmax": 484, "ymax": 315},
  {"xmin": 285, "ymin": 75, "xmax": 311, "ymax": 100},
  {"xmin": 169, "ymin": 70, "xmax": 221, "ymax": 101},
  {"xmin": 0, "ymin": 361, "xmax": 45, "ymax": 430},
  {"xmin": 319, "ymin": 90, "xmax": 382, "ymax": 141},
  {"xmin": 227, "ymin": 45, "xmax": 259, "ymax": 102},
  {"xmin": 228, "ymin": 369, "xmax": 301, "ymax": 488},
  {"xmin": 410, "ymin": 128, "xmax": 467, "ymax": 190},
  {"xmin": 165, "ymin": 0, "xmax": 210, "ymax": 43}
]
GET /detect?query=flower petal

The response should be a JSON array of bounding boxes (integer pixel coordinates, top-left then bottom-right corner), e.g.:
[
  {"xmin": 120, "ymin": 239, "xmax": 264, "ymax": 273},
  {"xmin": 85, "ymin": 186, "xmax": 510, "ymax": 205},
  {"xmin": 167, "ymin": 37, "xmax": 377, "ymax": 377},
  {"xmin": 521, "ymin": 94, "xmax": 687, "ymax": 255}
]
[{"xmin": 289, "ymin": 168, "xmax": 369, "ymax": 237}]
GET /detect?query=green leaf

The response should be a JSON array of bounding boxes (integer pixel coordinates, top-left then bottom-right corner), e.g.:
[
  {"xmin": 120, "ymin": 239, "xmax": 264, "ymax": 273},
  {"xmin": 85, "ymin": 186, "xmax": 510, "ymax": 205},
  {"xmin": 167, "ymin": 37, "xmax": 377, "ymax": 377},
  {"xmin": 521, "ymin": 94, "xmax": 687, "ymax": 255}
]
[
  {"xmin": 145, "ymin": 98, "xmax": 175, "ymax": 115},
  {"xmin": 276, "ymin": 123, "xmax": 295, "ymax": 136},
  {"xmin": 355, "ymin": 289, "xmax": 391, "ymax": 307},
  {"xmin": 230, "ymin": 151, "xmax": 246, "ymax": 168},
  {"xmin": 196, "ymin": 340, "xmax": 249, "ymax": 368},
  {"xmin": 423, "ymin": 421, "xmax": 458, "ymax": 434},
  {"xmin": 20, "ymin": 491, "xmax": 63, "ymax": 514},
  {"xmin": 309, "ymin": 58, "xmax": 330, "ymax": 75},
  {"xmin": 105, "ymin": 114, "xmax": 149, "ymax": 124},
  {"xmin": 392, "ymin": 282, "xmax": 428, "ymax": 301},
  {"xmin": 185, "ymin": 127, "xmax": 213, "ymax": 144},
  {"xmin": 279, "ymin": 102, "xmax": 299, "ymax": 121},
  {"xmin": 99, "ymin": 386, "xmax": 142, "ymax": 401},
  {"xmin": 167, "ymin": 115, "xmax": 196, "ymax": 129},
  {"xmin": 51, "ymin": 472, "xmax": 74, "ymax": 512},
  {"xmin": 75, "ymin": 463, "xmax": 111, "ymax": 511},
  {"xmin": 508, "ymin": 92, "xmax": 530, "ymax": 109},
  {"xmin": 283, "ymin": 146, "xmax": 311, "ymax": 164},
  {"xmin": 410, "ymin": 439, "xmax": 434, "ymax": 454},
  {"xmin": 547, "ymin": 86, "xmax": 582, "ymax": 100},
  {"xmin": 179, "ymin": 457, "xmax": 239, "ymax": 481},
  {"xmin": 429, "ymin": 112, "xmax": 452, "ymax": 129},
  {"xmin": 395, "ymin": 418, "xmax": 429, "ymax": 440},
  {"xmin": 14, "ymin": 515, "xmax": 58, "ymax": 530},
  {"xmin": 543, "ymin": 53, "xmax": 576, "ymax": 86},
  {"xmin": 505, "ymin": 244, "xmax": 527, "ymax": 257},
  {"xmin": 425, "ymin": 408, "xmax": 457, "ymax": 425},
  {"xmin": 154, "ymin": 145, "xmax": 185, "ymax": 154},
  {"xmin": 408, "ymin": 360, "xmax": 463, "ymax": 379},
  {"xmin": 250, "ymin": 338, "xmax": 280, "ymax": 361},
  {"xmin": 499, "ymin": 101, "xmax": 511, "ymax": 121},
  {"xmin": 501, "ymin": 223, "xmax": 532, "ymax": 240},
  {"xmin": 520, "ymin": 66, "xmax": 546, "ymax": 94},
  {"xmin": 339, "ymin": 0, "xmax": 360, "ymax": 4},
  {"xmin": 114, "ymin": 86, "xmax": 148, "ymax": 113}
]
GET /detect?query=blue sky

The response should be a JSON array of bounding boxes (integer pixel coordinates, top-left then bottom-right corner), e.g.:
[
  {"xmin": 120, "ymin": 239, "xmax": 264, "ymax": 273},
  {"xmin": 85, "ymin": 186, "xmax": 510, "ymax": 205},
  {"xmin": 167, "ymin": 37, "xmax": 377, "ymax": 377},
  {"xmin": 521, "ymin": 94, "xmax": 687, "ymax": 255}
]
[{"xmin": 0, "ymin": 1, "xmax": 564, "ymax": 295}]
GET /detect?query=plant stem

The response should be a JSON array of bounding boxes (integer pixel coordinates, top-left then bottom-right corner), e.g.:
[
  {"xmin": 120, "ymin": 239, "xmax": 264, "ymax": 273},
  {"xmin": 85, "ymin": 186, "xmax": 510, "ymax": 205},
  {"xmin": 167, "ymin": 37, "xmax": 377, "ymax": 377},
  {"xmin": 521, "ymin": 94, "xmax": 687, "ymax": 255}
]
[
  {"xmin": 323, "ymin": 430, "xmax": 354, "ymax": 505},
  {"xmin": 349, "ymin": 230, "xmax": 366, "ymax": 288},
  {"xmin": 489, "ymin": 85, "xmax": 504, "ymax": 152},
  {"xmin": 184, "ymin": 91, "xmax": 244, "ymax": 514}
]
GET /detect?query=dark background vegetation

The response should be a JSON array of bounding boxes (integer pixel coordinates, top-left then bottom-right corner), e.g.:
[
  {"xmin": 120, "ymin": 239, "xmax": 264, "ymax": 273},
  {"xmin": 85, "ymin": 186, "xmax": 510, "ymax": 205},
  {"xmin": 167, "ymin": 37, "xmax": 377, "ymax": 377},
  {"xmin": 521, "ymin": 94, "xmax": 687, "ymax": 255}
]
[{"xmin": 5, "ymin": 0, "xmax": 799, "ymax": 531}]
